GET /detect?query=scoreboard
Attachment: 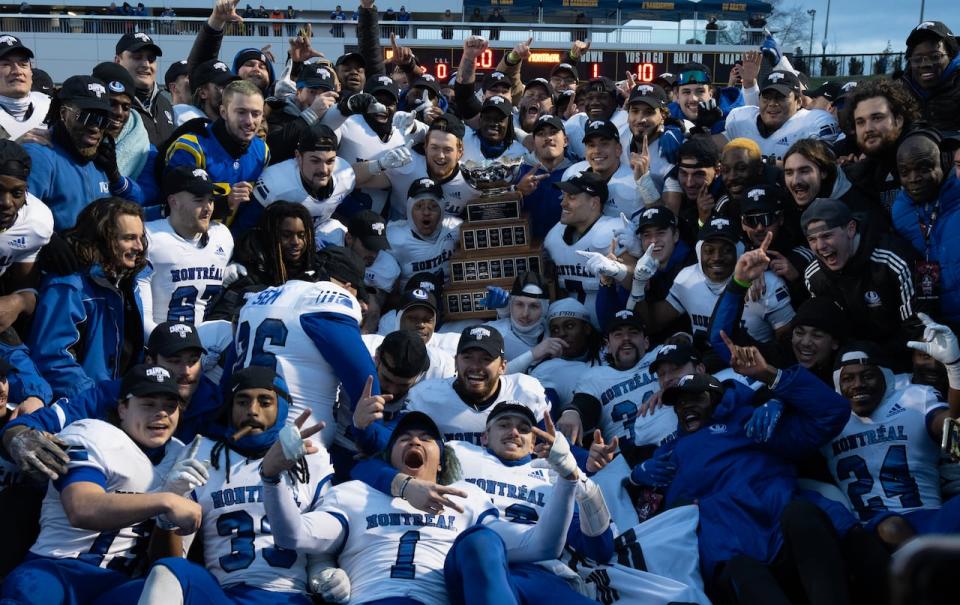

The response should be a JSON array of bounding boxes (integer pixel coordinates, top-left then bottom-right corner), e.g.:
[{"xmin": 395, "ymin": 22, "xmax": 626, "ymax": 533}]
[{"xmin": 378, "ymin": 47, "xmax": 745, "ymax": 85}]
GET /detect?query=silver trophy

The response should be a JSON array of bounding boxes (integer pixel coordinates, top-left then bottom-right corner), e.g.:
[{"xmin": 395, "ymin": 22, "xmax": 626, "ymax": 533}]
[{"xmin": 460, "ymin": 156, "xmax": 524, "ymax": 195}]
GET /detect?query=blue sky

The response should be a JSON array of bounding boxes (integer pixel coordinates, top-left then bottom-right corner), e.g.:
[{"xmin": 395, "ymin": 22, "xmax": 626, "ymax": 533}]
[{"xmin": 802, "ymin": 0, "xmax": 957, "ymax": 54}]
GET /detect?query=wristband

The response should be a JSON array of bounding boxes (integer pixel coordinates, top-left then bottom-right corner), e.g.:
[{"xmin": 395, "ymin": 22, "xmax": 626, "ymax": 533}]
[
  {"xmin": 733, "ymin": 277, "xmax": 752, "ymax": 289},
  {"xmin": 768, "ymin": 368, "xmax": 783, "ymax": 390},
  {"xmin": 398, "ymin": 475, "xmax": 413, "ymax": 499},
  {"xmin": 507, "ymin": 51, "xmax": 520, "ymax": 64},
  {"xmin": 260, "ymin": 469, "xmax": 281, "ymax": 485}
]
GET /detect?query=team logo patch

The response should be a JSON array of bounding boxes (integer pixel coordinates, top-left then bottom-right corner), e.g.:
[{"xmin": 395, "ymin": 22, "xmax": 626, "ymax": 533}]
[
  {"xmin": 8, "ymin": 236, "xmax": 26, "ymax": 249},
  {"xmin": 658, "ymin": 344, "xmax": 677, "ymax": 356},
  {"xmin": 886, "ymin": 403, "xmax": 906, "ymax": 418},
  {"xmin": 678, "ymin": 374, "xmax": 695, "ymax": 387},
  {"xmin": 709, "ymin": 217, "xmax": 730, "ymax": 229},
  {"xmin": 134, "ymin": 32, "xmax": 152, "ymax": 42},
  {"xmin": 641, "ymin": 208, "xmax": 659, "ymax": 219},
  {"xmin": 108, "ymin": 81, "xmax": 126, "ymax": 93},
  {"xmin": 192, "ymin": 168, "xmax": 209, "ymax": 180},
  {"xmin": 587, "ymin": 120, "xmax": 605, "ymax": 129},
  {"xmin": 377, "ymin": 75, "xmax": 393, "ymax": 86},
  {"xmin": 708, "ymin": 423, "xmax": 727, "ymax": 434},
  {"xmin": 146, "ymin": 366, "xmax": 171, "ymax": 381},
  {"xmin": 168, "ymin": 323, "xmax": 193, "ymax": 338},
  {"xmin": 917, "ymin": 21, "xmax": 936, "ymax": 30},
  {"xmin": 469, "ymin": 326, "xmax": 492, "ymax": 339},
  {"xmin": 635, "ymin": 84, "xmax": 654, "ymax": 95},
  {"xmin": 0, "ymin": 35, "xmax": 18, "ymax": 46},
  {"xmin": 746, "ymin": 188, "xmax": 764, "ymax": 201},
  {"xmin": 489, "ymin": 95, "xmax": 507, "ymax": 104},
  {"xmin": 767, "ymin": 72, "xmax": 786, "ymax": 82},
  {"xmin": 416, "ymin": 281, "xmax": 436, "ymax": 292},
  {"xmin": 490, "ymin": 72, "xmax": 506, "ymax": 80},
  {"xmin": 214, "ymin": 62, "xmax": 229, "ymax": 72},
  {"xmin": 87, "ymin": 83, "xmax": 106, "ymax": 98},
  {"xmin": 863, "ymin": 290, "xmax": 882, "ymax": 307},
  {"xmin": 841, "ymin": 81, "xmax": 858, "ymax": 93},
  {"xmin": 411, "ymin": 288, "xmax": 429, "ymax": 300},
  {"xmin": 371, "ymin": 221, "xmax": 385, "ymax": 235},
  {"xmin": 615, "ymin": 309, "xmax": 633, "ymax": 320},
  {"xmin": 418, "ymin": 177, "xmax": 435, "ymax": 187},
  {"xmin": 215, "ymin": 246, "xmax": 226, "ymax": 256}
]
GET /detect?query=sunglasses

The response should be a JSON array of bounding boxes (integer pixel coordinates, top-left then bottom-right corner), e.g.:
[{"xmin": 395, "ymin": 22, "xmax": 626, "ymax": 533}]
[
  {"xmin": 71, "ymin": 109, "xmax": 111, "ymax": 130},
  {"xmin": 678, "ymin": 70, "xmax": 710, "ymax": 85},
  {"xmin": 743, "ymin": 213, "xmax": 779, "ymax": 228}
]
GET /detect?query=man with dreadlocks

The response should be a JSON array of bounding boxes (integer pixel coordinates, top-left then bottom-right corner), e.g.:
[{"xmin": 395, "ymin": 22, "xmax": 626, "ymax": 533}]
[{"xmin": 124, "ymin": 366, "xmax": 341, "ymax": 604}]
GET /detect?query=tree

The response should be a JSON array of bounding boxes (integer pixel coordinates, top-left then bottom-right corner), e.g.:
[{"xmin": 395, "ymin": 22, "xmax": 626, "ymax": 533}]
[{"xmin": 764, "ymin": 0, "xmax": 812, "ymax": 50}]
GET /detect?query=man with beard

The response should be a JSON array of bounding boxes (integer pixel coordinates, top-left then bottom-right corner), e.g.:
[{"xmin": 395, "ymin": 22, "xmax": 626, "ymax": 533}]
[
  {"xmin": 661, "ymin": 136, "xmax": 725, "ymax": 242},
  {"xmin": 386, "ymin": 178, "xmax": 462, "ymax": 289},
  {"xmin": 515, "ymin": 115, "xmax": 575, "ymax": 240},
  {"xmin": 842, "ymin": 79, "xmax": 920, "ymax": 215},
  {"xmin": 137, "ymin": 167, "xmax": 233, "ymax": 336},
  {"xmin": 0, "ymin": 36, "xmax": 50, "ymax": 142},
  {"xmin": 0, "ymin": 140, "xmax": 51, "ymax": 331},
  {"xmin": 558, "ymin": 309, "xmax": 660, "ymax": 449},
  {"xmin": 335, "ymin": 52, "xmax": 366, "ymax": 96},
  {"xmin": 632, "ymin": 217, "xmax": 794, "ymax": 345},
  {"xmin": 824, "ymin": 337, "xmax": 960, "ymax": 548},
  {"xmin": 624, "ymin": 83, "xmax": 683, "ymax": 193},
  {"xmin": 461, "ymin": 94, "xmax": 527, "ymax": 163},
  {"xmin": 91, "ymin": 62, "xmax": 151, "ymax": 186},
  {"xmin": 712, "ymin": 138, "xmax": 780, "ymax": 223},
  {"xmin": 355, "ymin": 113, "xmax": 480, "ymax": 220},
  {"xmin": 365, "ymin": 288, "xmax": 455, "ymax": 378},
  {"xmin": 892, "ymin": 128, "xmax": 960, "ymax": 324},
  {"xmin": 723, "ymin": 70, "xmax": 839, "ymax": 160},
  {"xmin": 564, "ymin": 76, "xmax": 629, "ymax": 160},
  {"xmin": 802, "ymin": 198, "xmax": 918, "ymax": 364},
  {"xmin": 562, "ymin": 119, "xmax": 641, "ymax": 219},
  {"xmin": 516, "ymin": 77, "xmax": 554, "ymax": 133},
  {"xmin": 165, "ymin": 80, "xmax": 269, "ymax": 236},
  {"xmin": 530, "ymin": 299, "xmax": 603, "ymax": 411},
  {"xmin": 252, "ymin": 123, "xmax": 355, "ymax": 238},
  {"xmin": 266, "ymin": 63, "xmax": 340, "ymax": 163},
  {"xmin": 113, "ymin": 32, "xmax": 174, "ymax": 145},
  {"xmin": 24, "ymin": 76, "xmax": 139, "ymax": 230},
  {"xmin": 900, "ymin": 21, "xmax": 960, "ymax": 133}
]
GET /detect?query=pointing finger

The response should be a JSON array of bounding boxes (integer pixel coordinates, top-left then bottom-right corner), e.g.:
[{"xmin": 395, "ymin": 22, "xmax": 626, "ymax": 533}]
[
  {"xmin": 525, "ymin": 36, "xmax": 534, "ymax": 48},
  {"xmin": 642, "ymin": 133, "xmax": 649, "ymax": 155},
  {"xmin": 186, "ymin": 435, "xmax": 202, "ymax": 460},
  {"xmin": 293, "ymin": 409, "xmax": 312, "ymax": 429},
  {"xmin": 608, "ymin": 436, "xmax": 619, "ymax": 452},
  {"xmin": 759, "ymin": 231, "xmax": 774, "ymax": 254},
  {"xmin": 593, "ymin": 429, "xmax": 604, "ymax": 446},
  {"xmin": 300, "ymin": 421, "xmax": 326, "ymax": 440},
  {"xmin": 362, "ymin": 375, "xmax": 374, "ymax": 399},
  {"xmin": 719, "ymin": 329, "xmax": 736, "ymax": 353},
  {"xmin": 530, "ymin": 426, "xmax": 556, "ymax": 445}
]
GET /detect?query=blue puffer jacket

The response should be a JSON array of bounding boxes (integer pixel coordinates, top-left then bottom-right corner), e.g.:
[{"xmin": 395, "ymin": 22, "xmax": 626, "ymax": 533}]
[
  {"xmin": 652, "ymin": 367, "xmax": 849, "ymax": 584},
  {"xmin": 891, "ymin": 174, "xmax": 960, "ymax": 324},
  {"xmin": 27, "ymin": 265, "xmax": 144, "ymax": 400}
]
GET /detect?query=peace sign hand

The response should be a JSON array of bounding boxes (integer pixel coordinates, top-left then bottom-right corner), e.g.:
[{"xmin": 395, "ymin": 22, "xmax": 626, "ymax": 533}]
[
  {"xmin": 734, "ymin": 231, "xmax": 773, "ymax": 284},
  {"xmin": 261, "ymin": 410, "xmax": 327, "ymax": 477},
  {"xmin": 531, "ymin": 414, "xmax": 579, "ymax": 480}
]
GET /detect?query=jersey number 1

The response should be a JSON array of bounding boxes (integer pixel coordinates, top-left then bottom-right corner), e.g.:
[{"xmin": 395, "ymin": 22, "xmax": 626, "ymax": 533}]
[{"xmin": 390, "ymin": 530, "xmax": 421, "ymax": 579}]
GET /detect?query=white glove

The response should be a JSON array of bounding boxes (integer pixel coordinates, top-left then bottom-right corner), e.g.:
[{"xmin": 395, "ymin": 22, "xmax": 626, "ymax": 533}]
[
  {"xmin": 279, "ymin": 424, "xmax": 307, "ymax": 462},
  {"xmin": 372, "ymin": 146, "xmax": 413, "ymax": 174},
  {"xmin": 160, "ymin": 436, "xmax": 209, "ymax": 496},
  {"xmin": 392, "ymin": 110, "xmax": 416, "ymax": 135},
  {"xmin": 908, "ymin": 312, "xmax": 960, "ymax": 389},
  {"xmin": 310, "ymin": 567, "xmax": 351, "ymax": 603},
  {"xmin": 531, "ymin": 431, "xmax": 578, "ymax": 479},
  {"xmin": 221, "ymin": 263, "xmax": 247, "ymax": 287},
  {"xmin": 577, "ymin": 250, "xmax": 628, "ymax": 282},
  {"xmin": 613, "ymin": 212, "xmax": 643, "ymax": 257},
  {"xmin": 636, "ymin": 173, "xmax": 660, "ymax": 207},
  {"xmin": 627, "ymin": 244, "xmax": 658, "ymax": 306},
  {"xmin": 575, "ymin": 476, "xmax": 611, "ymax": 537}
]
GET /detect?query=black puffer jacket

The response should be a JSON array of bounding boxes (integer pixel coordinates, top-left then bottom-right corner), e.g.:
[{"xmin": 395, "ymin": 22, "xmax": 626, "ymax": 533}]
[{"xmin": 901, "ymin": 55, "xmax": 960, "ymax": 133}]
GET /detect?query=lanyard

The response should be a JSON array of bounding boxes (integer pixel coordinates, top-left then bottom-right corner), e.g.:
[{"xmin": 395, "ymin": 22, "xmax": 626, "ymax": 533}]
[{"xmin": 916, "ymin": 201, "xmax": 940, "ymax": 259}]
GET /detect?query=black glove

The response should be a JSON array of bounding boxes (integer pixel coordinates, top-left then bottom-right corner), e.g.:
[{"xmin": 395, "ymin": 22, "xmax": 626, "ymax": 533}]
[
  {"xmin": 342, "ymin": 92, "xmax": 375, "ymax": 116},
  {"xmin": 37, "ymin": 231, "xmax": 81, "ymax": 276},
  {"xmin": 694, "ymin": 99, "xmax": 723, "ymax": 131},
  {"xmin": 95, "ymin": 134, "xmax": 121, "ymax": 185}
]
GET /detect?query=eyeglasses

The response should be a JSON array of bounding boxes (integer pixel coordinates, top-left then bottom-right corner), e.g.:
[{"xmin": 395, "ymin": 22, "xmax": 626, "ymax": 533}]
[
  {"xmin": 71, "ymin": 110, "xmax": 111, "ymax": 130},
  {"xmin": 551, "ymin": 76, "xmax": 577, "ymax": 86},
  {"xmin": 743, "ymin": 213, "xmax": 778, "ymax": 228},
  {"xmin": 909, "ymin": 52, "xmax": 945, "ymax": 66}
]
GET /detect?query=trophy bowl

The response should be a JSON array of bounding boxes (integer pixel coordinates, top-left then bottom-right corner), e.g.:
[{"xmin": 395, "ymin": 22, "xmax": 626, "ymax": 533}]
[{"xmin": 460, "ymin": 156, "xmax": 524, "ymax": 194}]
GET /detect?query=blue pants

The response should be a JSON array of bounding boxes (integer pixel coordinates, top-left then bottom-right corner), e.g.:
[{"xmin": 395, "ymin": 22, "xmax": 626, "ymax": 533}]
[
  {"xmin": 94, "ymin": 558, "xmax": 312, "ymax": 605},
  {"xmin": 444, "ymin": 525, "xmax": 593, "ymax": 605},
  {"xmin": 0, "ymin": 557, "xmax": 131, "ymax": 605},
  {"xmin": 866, "ymin": 494, "xmax": 960, "ymax": 535}
]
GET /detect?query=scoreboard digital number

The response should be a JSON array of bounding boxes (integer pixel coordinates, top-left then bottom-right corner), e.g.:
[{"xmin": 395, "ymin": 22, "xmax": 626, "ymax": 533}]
[{"xmin": 380, "ymin": 47, "xmax": 742, "ymax": 85}]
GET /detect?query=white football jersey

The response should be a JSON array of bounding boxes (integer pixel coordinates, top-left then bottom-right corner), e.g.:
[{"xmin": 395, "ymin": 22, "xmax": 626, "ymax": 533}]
[
  {"xmin": 315, "ymin": 217, "xmax": 348, "ymax": 248},
  {"xmin": 0, "ymin": 193, "xmax": 52, "ymax": 276},
  {"xmin": 235, "ymin": 280, "xmax": 365, "ymax": 447},
  {"xmin": 405, "ymin": 374, "xmax": 551, "ymax": 444},
  {"xmin": 574, "ymin": 352, "xmax": 662, "ymax": 444},
  {"xmin": 544, "ymin": 215, "xmax": 620, "ymax": 327},
  {"xmin": 252, "ymin": 157, "xmax": 355, "ymax": 226},
  {"xmin": 190, "ymin": 436, "xmax": 334, "ymax": 592},
  {"xmin": 385, "ymin": 152, "xmax": 482, "ymax": 220},
  {"xmin": 531, "ymin": 358, "xmax": 599, "ymax": 411},
  {"xmin": 31, "ymin": 420, "xmax": 177, "ymax": 570},
  {"xmin": 335, "ymin": 115, "xmax": 407, "ymax": 215},
  {"xmin": 562, "ymin": 109, "xmax": 630, "ymax": 161},
  {"xmin": 386, "ymin": 218, "xmax": 462, "ymax": 289},
  {"xmin": 0, "ymin": 91, "xmax": 50, "ymax": 141},
  {"xmin": 822, "ymin": 383, "xmax": 945, "ymax": 522},
  {"xmin": 667, "ymin": 247, "xmax": 794, "ymax": 342},
  {"xmin": 460, "ymin": 127, "xmax": 528, "ymax": 165},
  {"xmin": 723, "ymin": 106, "xmax": 840, "ymax": 159},
  {"xmin": 562, "ymin": 161, "xmax": 641, "ymax": 220},
  {"xmin": 139, "ymin": 219, "xmax": 234, "ymax": 334},
  {"xmin": 312, "ymin": 480, "xmax": 495, "ymax": 605}
]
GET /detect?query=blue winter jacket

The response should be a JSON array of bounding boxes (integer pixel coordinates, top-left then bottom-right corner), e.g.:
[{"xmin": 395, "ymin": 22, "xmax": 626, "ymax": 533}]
[
  {"xmin": 891, "ymin": 174, "xmax": 960, "ymax": 324},
  {"xmin": 0, "ymin": 340, "xmax": 52, "ymax": 404},
  {"xmin": 27, "ymin": 265, "xmax": 144, "ymax": 400},
  {"xmin": 653, "ymin": 367, "xmax": 849, "ymax": 583}
]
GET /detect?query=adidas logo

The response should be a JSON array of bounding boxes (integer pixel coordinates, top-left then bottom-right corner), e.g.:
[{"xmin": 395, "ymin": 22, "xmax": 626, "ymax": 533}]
[
  {"xmin": 776, "ymin": 137, "xmax": 789, "ymax": 146},
  {"xmin": 8, "ymin": 236, "xmax": 26, "ymax": 249},
  {"xmin": 529, "ymin": 469, "xmax": 546, "ymax": 479},
  {"xmin": 215, "ymin": 246, "xmax": 225, "ymax": 256},
  {"xmin": 886, "ymin": 403, "xmax": 906, "ymax": 418}
]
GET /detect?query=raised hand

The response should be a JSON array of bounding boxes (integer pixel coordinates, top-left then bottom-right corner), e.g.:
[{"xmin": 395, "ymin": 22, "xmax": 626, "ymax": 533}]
[
  {"xmin": 261, "ymin": 410, "xmax": 326, "ymax": 477},
  {"xmin": 513, "ymin": 36, "xmax": 534, "ymax": 62},
  {"xmin": 353, "ymin": 375, "xmax": 393, "ymax": 429},
  {"xmin": 695, "ymin": 182, "xmax": 716, "ymax": 223},
  {"xmin": 740, "ymin": 49, "xmax": 762, "ymax": 87},
  {"xmin": 516, "ymin": 164, "xmax": 549, "ymax": 196},
  {"xmin": 570, "ymin": 38, "xmax": 591, "ymax": 59},
  {"xmin": 482, "ymin": 285, "xmax": 509, "ymax": 310},
  {"xmin": 556, "ymin": 409, "xmax": 583, "ymax": 445},
  {"xmin": 633, "ymin": 243, "xmax": 659, "ymax": 283},
  {"xmin": 209, "ymin": 0, "xmax": 243, "ymax": 30},
  {"xmin": 613, "ymin": 212, "xmax": 642, "ymax": 257},
  {"xmin": 719, "ymin": 330, "xmax": 776, "ymax": 383},
  {"xmin": 586, "ymin": 429, "xmax": 619, "ymax": 473},
  {"xmin": 735, "ymin": 231, "xmax": 773, "ymax": 284},
  {"xmin": 390, "ymin": 33, "xmax": 415, "ymax": 66},
  {"xmin": 908, "ymin": 312, "xmax": 960, "ymax": 366},
  {"xmin": 160, "ymin": 435, "xmax": 209, "ymax": 496},
  {"xmin": 462, "ymin": 36, "xmax": 488, "ymax": 61},
  {"xmin": 577, "ymin": 249, "xmax": 628, "ymax": 282},
  {"xmin": 260, "ymin": 44, "xmax": 276, "ymax": 64},
  {"xmin": 630, "ymin": 133, "xmax": 650, "ymax": 180},
  {"xmin": 531, "ymin": 414, "xmax": 579, "ymax": 480}
]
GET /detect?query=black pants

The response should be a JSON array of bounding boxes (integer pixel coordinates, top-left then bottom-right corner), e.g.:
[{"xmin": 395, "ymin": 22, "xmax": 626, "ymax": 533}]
[{"xmin": 0, "ymin": 483, "xmax": 44, "ymax": 579}]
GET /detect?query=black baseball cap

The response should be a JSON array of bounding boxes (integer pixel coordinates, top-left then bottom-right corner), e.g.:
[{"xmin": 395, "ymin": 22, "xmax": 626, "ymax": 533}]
[
  {"xmin": 147, "ymin": 321, "xmax": 207, "ymax": 356},
  {"xmin": 297, "ymin": 63, "xmax": 335, "ymax": 91},
  {"xmin": 92, "ymin": 62, "xmax": 136, "ymax": 100},
  {"xmin": 230, "ymin": 365, "xmax": 281, "ymax": 395},
  {"xmin": 164, "ymin": 60, "xmax": 189, "ymax": 87},
  {"xmin": 794, "ymin": 297, "xmax": 847, "ymax": 340},
  {"xmin": 531, "ymin": 114, "xmax": 564, "ymax": 135},
  {"xmin": 121, "ymin": 364, "xmax": 184, "ymax": 402},
  {"xmin": 510, "ymin": 271, "xmax": 549, "ymax": 299},
  {"xmin": 761, "ymin": 70, "xmax": 802, "ymax": 97},
  {"xmin": 550, "ymin": 63, "xmax": 578, "ymax": 80},
  {"xmin": 0, "ymin": 35, "xmax": 32, "ymax": 60},
  {"xmin": 801, "ymin": 198, "xmax": 855, "ymax": 236},
  {"xmin": 605, "ymin": 309, "xmax": 646, "ymax": 335},
  {"xmin": 335, "ymin": 52, "xmax": 366, "ymax": 68},
  {"xmin": 627, "ymin": 83, "xmax": 668, "ymax": 109},
  {"xmin": 554, "ymin": 171, "xmax": 608, "ymax": 201},
  {"xmin": 298, "ymin": 123, "xmax": 338, "ymax": 153},
  {"xmin": 481, "ymin": 71, "xmax": 511, "ymax": 92},
  {"xmin": 654, "ymin": 72, "xmax": 677, "ymax": 88},
  {"xmin": 364, "ymin": 74, "xmax": 399, "ymax": 101},
  {"xmin": 347, "ymin": 210, "xmax": 390, "ymax": 252},
  {"xmin": 116, "ymin": 32, "xmax": 162, "ymax": 56},
  {"xmin": 481, "ymin": 95, "xmax": 513, "ymax": 119},
  {"xmin": 457, "ymin": 325, "xmax": 505, "ymax": 358},
  {"xmin": 906, "ymin": 21, "xmax": 955, "ymax": 49},
  {"xmin": 400, "ymin": 287, "xmax": 438, "ymax": 315},
  {"xmin": 411, "ymin": 74, "xmax": 441, "ymax": 98},
  {"xmin": 31, "ymin": 69, "xmax": 53, "ymax": 95},
  {"xmin": 698, "ymin": 216, "xmax": 740, "ymax": 245},
  {"xmin": 404, "ymin": 271, "xmax": 443, "ymax": 296},
  {"xmin": 582, "ymin": 118, "xmax": 620, "ymax": 143},
  {"xmin": 678, "ymin": 136, "xmax": 720, "ymax": 168},
  {"xmin": 650, "ymin": 343, "xmax": 701, "ymax": 375},
  {"xmin": 741, "ymin": 185, "xmax": 784, "ymax": 215},
  {"xmin": 583, "ymin": 76, "xmax": 617, "ymax": 96},
  {"xmin": 191, "ymin": 59, "xmax": 239, "ymax": 93},
  {"xmin": 486, "ymin": 401, "xmax": 536, "ymax": 427},
  {"xmin": 380, "ymin": 330, "xmax": 430, "ymax": 378},
  {"xmin": 636, "ymin": 206, "xmax": 677, "ymax": 231},
  {"xmin": 161, "ymin": 166, "xmax": 225, "ymax": 198},
  {"xmin": 661, "ymin": 372, "xmax": 724, "ymax": 405},
  {"xmin": 407, "ymin": 177, "xmax": 444, "ymax": 203},
  {"xmin": 317, "ymin": 245, "xmax": 368, "ymax": 301},
  {"xmin": 806, "ymin": 81, "xmax": 842, "ymax": 101},
  {"xmin": 59, "ymin": 75, "xmax": 111, "ymax": 112},
  {"xmin": 677, "ymin": 62, "xmax": 712, "ymax": 85},
  {"xmin": 387, "ymin": 411, "xmax": 444, "ymax": 452},
  {"xmin": 428, "ymin": 113, "xmax": 465, "ymax": 139},
  {"xmin": 525, "ymin": 77, "xmax": 554, "ymax": 98},
  {"xmin": 834, "ymin": 341, "xmax": 890, "ymax": 373},
  {"xmin": 0, "ymin": 140, "xmax": 31, "ymax": 180}
]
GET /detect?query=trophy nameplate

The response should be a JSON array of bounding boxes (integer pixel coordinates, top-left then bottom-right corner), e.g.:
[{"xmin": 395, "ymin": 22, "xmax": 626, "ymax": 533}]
[{"xmin": 465, "ymin": 199, "xmax": 522, "ymax": 223}]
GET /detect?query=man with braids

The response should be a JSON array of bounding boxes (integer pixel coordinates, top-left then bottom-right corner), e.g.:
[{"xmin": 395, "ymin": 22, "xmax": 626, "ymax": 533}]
[
  {"xmin": 121, "ymin": 366, "xmax": 342, "ymax": 605},
  {"xmin": 28, "ymin": 197, "xmax": 146, "ymax": 399}
]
